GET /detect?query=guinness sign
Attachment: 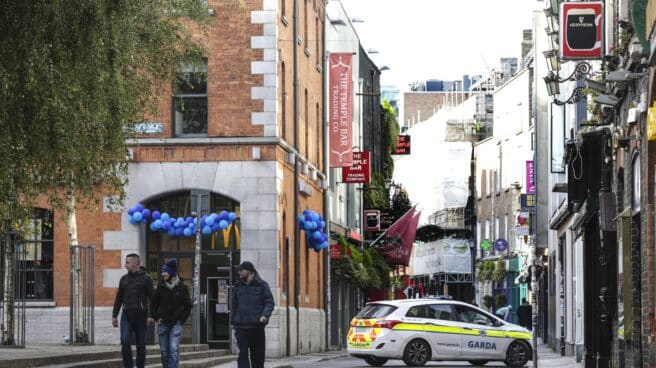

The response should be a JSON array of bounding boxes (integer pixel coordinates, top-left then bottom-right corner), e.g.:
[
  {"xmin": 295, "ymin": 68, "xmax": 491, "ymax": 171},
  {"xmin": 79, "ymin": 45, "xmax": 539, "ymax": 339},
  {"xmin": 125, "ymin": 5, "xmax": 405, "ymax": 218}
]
[{"xmin": 560, "ymin": 2, "xmax": 603, "ymax": 60}]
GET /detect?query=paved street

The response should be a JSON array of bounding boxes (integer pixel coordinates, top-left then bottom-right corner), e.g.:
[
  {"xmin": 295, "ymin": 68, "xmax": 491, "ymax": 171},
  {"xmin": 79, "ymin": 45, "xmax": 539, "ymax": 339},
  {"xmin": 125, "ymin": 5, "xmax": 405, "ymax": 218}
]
[{"xmin": 210, "ymin": 343, "xmax": 579, "ymax": 368}]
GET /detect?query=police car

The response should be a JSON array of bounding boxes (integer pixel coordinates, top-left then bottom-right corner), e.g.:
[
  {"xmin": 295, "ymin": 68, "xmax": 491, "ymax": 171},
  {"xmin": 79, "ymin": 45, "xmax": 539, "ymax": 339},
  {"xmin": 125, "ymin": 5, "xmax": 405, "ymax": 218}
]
[{"xmin": 347, "ymin": 299, "xmax": 532, "ymax": 367}]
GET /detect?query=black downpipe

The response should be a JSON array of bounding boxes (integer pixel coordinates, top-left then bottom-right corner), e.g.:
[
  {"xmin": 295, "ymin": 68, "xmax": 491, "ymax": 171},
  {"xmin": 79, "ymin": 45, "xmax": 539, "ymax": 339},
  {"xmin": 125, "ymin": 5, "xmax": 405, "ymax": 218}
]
[
  {"xmin": 321, "ymin": 14, "xmax": 331, "ymax": 350},
  {"xmin": 292, "ymin": 0, "xmax": 300, "ymax": 355}
]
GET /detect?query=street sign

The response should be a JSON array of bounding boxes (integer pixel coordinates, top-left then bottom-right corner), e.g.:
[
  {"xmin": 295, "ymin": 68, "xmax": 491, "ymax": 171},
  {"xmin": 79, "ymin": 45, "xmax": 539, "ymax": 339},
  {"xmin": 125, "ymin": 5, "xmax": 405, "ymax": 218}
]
[
  {"xmin": 364, "ymin": 210, "xmax": 381, "ymax": 231},
  {"xmin": 341, "ymin": 151, "xmax": 371, "ymax": 184},
  {"xmin": 329, "ymin": 243, "xmax": 342, "ymax": 259},
  {"xmin": 520, "ymin": 194, "xmax": 536, "ymax": 213},
  {"xmin": 394, "ymin": 135, "xmax": 411, "ymax": 155},
  {"xmin": 560, "ymin": 2, "xmax": 604, "ymax": 60}
]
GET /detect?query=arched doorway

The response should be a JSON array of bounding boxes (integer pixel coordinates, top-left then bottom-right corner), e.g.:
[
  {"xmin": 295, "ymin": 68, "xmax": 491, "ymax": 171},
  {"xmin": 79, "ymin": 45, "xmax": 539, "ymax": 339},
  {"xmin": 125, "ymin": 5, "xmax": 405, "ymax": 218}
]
[{"xmin": 144, "ymin": 190, "xmax": 240, "ymax": 348}]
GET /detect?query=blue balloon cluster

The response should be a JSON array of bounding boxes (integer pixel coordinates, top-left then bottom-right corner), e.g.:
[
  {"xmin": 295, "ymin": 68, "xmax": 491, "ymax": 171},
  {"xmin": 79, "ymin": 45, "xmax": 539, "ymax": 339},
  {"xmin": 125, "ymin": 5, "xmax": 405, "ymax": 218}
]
[
  {"xmin": 298, "ymin": 210, "xmax": 328, "ymax": 253},
  {"xmin": 127, "ymin": 204, "xmax": 237, "ymax": 238}
]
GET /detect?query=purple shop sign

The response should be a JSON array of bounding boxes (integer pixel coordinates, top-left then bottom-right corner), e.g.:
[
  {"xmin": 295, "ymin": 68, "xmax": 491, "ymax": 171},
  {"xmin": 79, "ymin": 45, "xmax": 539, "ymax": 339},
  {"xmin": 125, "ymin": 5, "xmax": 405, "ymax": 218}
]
[{"xmin": 526, "ymin": 160, "xmax": 535, "ymax": 194}]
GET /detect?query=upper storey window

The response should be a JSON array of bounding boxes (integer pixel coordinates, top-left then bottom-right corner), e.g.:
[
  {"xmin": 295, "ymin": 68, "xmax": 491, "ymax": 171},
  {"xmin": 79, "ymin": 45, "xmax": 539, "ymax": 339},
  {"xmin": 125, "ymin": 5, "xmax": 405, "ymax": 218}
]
[{"xmin": 173, "ymin": 61, "xmax": 208, "ymax": 136}]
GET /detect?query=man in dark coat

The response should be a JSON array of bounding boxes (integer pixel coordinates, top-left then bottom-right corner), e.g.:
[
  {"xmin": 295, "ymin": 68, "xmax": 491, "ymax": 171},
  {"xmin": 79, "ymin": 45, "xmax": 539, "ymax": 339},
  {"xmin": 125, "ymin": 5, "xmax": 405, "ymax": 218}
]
[
  {"xmin": 112, "ymin": 253, "xmax": 154, "ymax": 368},
  {"xmin": 149, "ymin": 259, "xmax": 191, "ymax": 368},
  {"xmin": 516, "ymin": 298, "xmax": 533, "ymax": 330},
  {"xmin": 231, "ymin": 261, "xmax": 274, "ymax": 368}
]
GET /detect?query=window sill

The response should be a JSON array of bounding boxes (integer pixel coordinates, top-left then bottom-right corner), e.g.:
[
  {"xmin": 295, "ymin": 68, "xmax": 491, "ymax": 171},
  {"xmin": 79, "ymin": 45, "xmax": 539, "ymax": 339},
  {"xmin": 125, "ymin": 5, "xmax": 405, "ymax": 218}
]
[{"xmin": 23, "ymin": 301, "xmax": 56, "ymax": 308}]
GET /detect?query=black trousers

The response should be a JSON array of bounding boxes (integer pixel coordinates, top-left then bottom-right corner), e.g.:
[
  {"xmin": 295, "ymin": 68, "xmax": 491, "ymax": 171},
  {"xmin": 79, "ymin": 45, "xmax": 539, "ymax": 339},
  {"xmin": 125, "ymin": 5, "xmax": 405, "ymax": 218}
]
[{"xmin": 235, "ymin": 327, "xmax": 265, "ymax": 368}]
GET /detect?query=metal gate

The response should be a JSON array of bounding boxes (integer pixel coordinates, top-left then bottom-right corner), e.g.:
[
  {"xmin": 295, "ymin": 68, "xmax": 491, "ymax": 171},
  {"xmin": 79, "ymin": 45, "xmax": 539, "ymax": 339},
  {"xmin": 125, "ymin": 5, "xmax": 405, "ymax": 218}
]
[
  {"xmin": 69, "ymin": 244, "xmax": 95, "ymax": 345},
  {"xmin": 0, "ymin": 230, "xmax": 26, "ymax": 347}
]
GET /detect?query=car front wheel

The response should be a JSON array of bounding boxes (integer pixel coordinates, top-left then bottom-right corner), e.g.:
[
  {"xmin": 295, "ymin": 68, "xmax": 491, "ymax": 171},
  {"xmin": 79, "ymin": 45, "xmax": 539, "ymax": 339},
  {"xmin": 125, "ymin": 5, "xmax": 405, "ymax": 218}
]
[
  {"xmin": 364, "ymin": 356, "xmax": 388, "ymax": 366},
  {"xmin": 402, "ymin": 338, "xmax": 431, "ymax": 366},
  {"xmin": 504, "ymin": 341, "xmax": 530, "ymax": 367},
  {"xmin": 468, "ymin": 360, "xmax": 489, "ymax": 366}
]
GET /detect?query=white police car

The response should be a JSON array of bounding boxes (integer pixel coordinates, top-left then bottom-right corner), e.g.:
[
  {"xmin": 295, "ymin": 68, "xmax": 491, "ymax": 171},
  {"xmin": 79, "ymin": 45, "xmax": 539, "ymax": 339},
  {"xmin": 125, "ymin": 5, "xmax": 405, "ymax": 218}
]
[{"xmin": 347, "ymin": 299, "xmax": 532, "ymax": 367}]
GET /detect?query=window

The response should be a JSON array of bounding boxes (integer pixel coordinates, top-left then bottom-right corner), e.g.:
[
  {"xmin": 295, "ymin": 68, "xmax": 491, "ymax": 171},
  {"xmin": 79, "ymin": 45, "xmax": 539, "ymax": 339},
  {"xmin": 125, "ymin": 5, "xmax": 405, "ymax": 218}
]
[
  {"xmin": 315, "ymin": 16, "xmax": 321, "ymax": 63},
  {"xmin": 16, "ymin": 208, "xmax": 54, "ymax": 300},
  {"xmin": 173, "ymin": 61, "xmax": 208, "ymax": 136},
  {"xmin": 504, "ymin": 214, "xmax": 508, "ymax": 241},
  {"xmin": 485, "ymin": 219, "xmax": 490, "ymax": 241},
  {"xmin": 494, "ymin": 217, "xmax": 499, "ymax": 240},
  {"xmin": 486, "ymin": 170, "xmax": 491, "ymax": 196},
  {"xmin": 631, "ymin": 154, "xmax": 640, "ymax": 212},
  {"xmin": 454, "ymin": 304, "xmax": 495, "ymax": 326},
  {"xmin": 281, "ymin": 62, "xmax": 287, "ymax": 141},
  {"xmin": 304, "ymin": 89, "xmax": 309, "ymax": 157},
  {"xmin": 315, "ymin": 102, "xmax": 320, "ymax": 166},
  {"xmin": 427, "ymin": 304, "xmax": 453, "ymax": 321},
  {"xmin": 356, "ymin": 304, "xmax": 397, "ymax": 318},
  {"xmin": 406, "ymin": 305, "xmax": 428, "ymax": 318}
]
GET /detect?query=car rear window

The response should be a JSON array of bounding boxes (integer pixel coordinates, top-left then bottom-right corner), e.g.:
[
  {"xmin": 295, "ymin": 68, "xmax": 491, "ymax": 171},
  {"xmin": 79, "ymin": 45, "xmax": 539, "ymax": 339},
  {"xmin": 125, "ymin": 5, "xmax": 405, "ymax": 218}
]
[{"xmin": 356, "ymin": 304, "xmax": 398, "ymax": 319}]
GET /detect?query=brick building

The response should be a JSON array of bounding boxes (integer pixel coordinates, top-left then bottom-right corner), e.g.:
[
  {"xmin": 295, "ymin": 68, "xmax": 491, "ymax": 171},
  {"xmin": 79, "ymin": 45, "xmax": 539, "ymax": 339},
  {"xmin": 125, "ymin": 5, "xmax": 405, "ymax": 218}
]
[{"xmin": 21, "ymin": 0, "xmax": 327, "ymax": 357}]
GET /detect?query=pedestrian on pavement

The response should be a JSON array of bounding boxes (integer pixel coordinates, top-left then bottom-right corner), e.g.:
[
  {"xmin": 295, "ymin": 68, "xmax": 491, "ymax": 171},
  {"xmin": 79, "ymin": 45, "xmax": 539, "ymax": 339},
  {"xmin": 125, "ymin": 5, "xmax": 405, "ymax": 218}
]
[
  {"xmin": 112, "ymin": 253, "xmax": 155, "ymax": 368},
  {"xmin": 148, "ymin": 259, "xmax": 191, "ymax": 368},
  {"xmin": 517, "ymin": 298, "xmax": 533, "ymax": 330},
  {"xmin": 231, "ymin": 261, "xmax": 274, "ymax": 368}
]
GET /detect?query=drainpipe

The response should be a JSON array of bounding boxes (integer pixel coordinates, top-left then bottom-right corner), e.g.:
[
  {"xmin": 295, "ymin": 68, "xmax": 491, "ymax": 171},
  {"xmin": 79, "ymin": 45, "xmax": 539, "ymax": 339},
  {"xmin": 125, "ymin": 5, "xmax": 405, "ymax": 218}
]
[
  {"xmin": 292, "ymin": 0, "xmax": 300, "ymax": 355},
  {"xmin": 322, "ymin": 15, "xmax": 331, "ymax": 351}
]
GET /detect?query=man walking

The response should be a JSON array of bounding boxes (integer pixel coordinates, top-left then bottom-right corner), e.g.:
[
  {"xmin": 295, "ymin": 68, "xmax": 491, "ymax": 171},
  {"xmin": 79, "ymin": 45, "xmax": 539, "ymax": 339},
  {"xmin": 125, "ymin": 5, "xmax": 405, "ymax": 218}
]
[
  {"xmin": 149, "ymin": 259, "xmax": 191, "ymax": 368},
  {"xmin": 112, "ymin": 253, "xmax": 154, "ymax": 368},
  {"xmin": 231, "ymin": 261, "xmax": 274, "ymax": 368},
  {"xmin": 516, "ymin": 298, "xmax": 533, "ymax": 330}
]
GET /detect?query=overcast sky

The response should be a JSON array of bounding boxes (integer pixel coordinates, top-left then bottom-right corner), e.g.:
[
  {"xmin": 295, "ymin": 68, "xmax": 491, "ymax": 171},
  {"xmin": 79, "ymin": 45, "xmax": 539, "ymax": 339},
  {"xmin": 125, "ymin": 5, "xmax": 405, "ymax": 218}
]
[{"xmin": 339, "ymin": 0, "xmax": 540, "ymax": 90}]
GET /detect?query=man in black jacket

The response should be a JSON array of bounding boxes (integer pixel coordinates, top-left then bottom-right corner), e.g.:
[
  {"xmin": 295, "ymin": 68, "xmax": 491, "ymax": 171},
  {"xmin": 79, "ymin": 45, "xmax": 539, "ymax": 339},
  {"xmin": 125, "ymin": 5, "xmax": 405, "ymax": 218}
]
[
  {"xmin": 112, "ymin": 253, "xmax": 154, "ymax": 368},
  {"xmin": 516, "ymin": 298, "xmax": 533, "ymax": 330},
  {"xmin": 231, "ymin": 261, "xmax": 274, "ymax": 368},
  {"xmin": 148, "ymin": 259, "xmax": 191, "ymax": 368}
]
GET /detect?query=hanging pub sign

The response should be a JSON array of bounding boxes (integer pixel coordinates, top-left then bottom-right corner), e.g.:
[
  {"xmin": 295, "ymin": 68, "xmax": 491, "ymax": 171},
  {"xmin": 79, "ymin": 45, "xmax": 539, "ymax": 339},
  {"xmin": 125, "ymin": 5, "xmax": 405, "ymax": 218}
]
[
  {"xmin": 394, "ymin": 135, "xmax": 411, "ymax": 155},
  {"xmin": 329, "ymin": 53, "xmax": 354, "ymax": 167},
  {"xmin": 341, "ymin": 151, "xmax": 371, "ymax": 184},
  {"xmin": 559, "ymin": 2, "xmax": 604, "ymax": 60}
]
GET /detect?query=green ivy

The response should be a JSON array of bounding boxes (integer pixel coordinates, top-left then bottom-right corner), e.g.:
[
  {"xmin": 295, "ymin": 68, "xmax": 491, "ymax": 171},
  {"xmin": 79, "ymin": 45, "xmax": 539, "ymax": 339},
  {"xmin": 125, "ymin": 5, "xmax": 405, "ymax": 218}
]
[
  {"xmin": 491, "ymin": 257, "xmax": 507, "ymax": 283},
  {"xmin": 331, "ymin": 235, "xmax": 391, "ymax": 290}
]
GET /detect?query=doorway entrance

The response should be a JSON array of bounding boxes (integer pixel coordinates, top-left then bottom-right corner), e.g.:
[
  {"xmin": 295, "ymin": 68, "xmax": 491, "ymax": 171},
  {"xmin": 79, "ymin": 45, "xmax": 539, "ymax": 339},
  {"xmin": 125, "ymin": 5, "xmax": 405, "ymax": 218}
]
[{"xmin": 145, "ymin": 190, "xmax": 241, "ymax": 348}]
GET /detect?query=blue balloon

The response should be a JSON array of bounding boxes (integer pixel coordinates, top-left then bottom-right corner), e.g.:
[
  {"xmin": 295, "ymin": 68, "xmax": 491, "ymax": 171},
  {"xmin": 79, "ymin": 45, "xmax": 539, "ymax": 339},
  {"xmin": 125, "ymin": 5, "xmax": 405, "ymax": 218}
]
[
  {"xmin": 219, "ymin": 210, "xmax": 229, "ymax": 220},
  {"xmin": 303, "ymin": 221, "xmax": 312, "ymax": 231},
  {"xmin": 175, "ymin": 228, "xmax": 184, "ymax": 237},
  {"xmin": 160, "ymin": 213, "xmax": 170, "ymax": 222},
  {"xmin": 133, "ymin": 212, "xmax": 143, "ymax": 222},
  {"xmin": 167, "ymin": 228, "xmax": 176, "ymax": 237},
  {"xmin": 321, "ymin": 241, "xmax": 329, "ymax": 249},
  {"xmin": 188, "ymin": 222, "xmax": 195, "ymax": 229},
  {"xmin": 152, "ymin": 211, "xmax": 161, "ymax": 220},
  {"xmin": 313, "ymin": 243, "xmax": 322, "ymax": 252},
  {"xmin": 141, "ymin": 217, "xmax": 147, "ymax": 224},
  {"xmin": 206, "ymin": 216, "xmax": 215, "ymax": 226},
  {"xmin": 228, "ymin": 212, "xmax": 237, "ymax": 221},
  {"xmin": 219, "ymin": 220, "xmax": 229, "ymax": 229},
  {"xmin": 128, "ymin": 207, "xmax": 135, "ymax": 216},
  {"xmin": 304, "ymin": 214, "xmax": 313, "ymax": 222},
  {"xmin": 313, "ymin": 231, "xmax": 323, "ymax": 241},
  {"xmin": 201, "ymin": 215, "xmax": 208, "ymax": 225},
  {"xmin": 183, "ymin": 228, "xmax": 193, "ymax": 237},
  {"xmin": 311, "ymin": 213, "xmax": 320, "ymax": 221},
  {"xmin": 185, "ymin": 216, "xmax": 193, "ymax": 224},
  {"xmin": 211, "ymin": 223, "xmax": 220, "ymax": 232},
  {"xmin": 142, "ymin": 209, "xmax": 151, "ymax": 218},
  {"xmin": 318, "ymin": 220, "xmax": 325, "ymax": 229},
  {"xmin": 129, "ymin": 217, "xmax": 137, "ymax": 225},
  {"xmin": 202, "ymin": 226, "xmax": 212, "ymax": 235},
  {"xmin": 135, "ymin": 204, "xmax": 144, "ymax": 212},
  {"xmin": 162, "ymin": 221, "xmax": 171, "ymax": 231},
  {"xmin": 153, "ymin": 219, "xmax": 162, "ymax": 230},
  {"xmin": 303, "ymin": 209, "xmax": 310, "ymax": 215}
]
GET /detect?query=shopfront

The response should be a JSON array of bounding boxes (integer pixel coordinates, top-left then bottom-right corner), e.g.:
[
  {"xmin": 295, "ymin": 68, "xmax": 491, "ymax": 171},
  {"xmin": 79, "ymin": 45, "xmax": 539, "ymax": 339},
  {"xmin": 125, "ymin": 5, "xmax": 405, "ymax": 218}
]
[{"xmin": 145, "ymin": 190, "xmax": 241, "ymax": 348}]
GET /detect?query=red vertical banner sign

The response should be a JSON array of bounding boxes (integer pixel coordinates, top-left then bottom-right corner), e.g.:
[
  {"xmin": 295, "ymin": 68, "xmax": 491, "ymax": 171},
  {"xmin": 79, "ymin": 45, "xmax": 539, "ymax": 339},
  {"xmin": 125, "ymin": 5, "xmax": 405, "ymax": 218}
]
[{"xmin": 329, "ymin": 53, "xmax": 353, "ymax": 167}]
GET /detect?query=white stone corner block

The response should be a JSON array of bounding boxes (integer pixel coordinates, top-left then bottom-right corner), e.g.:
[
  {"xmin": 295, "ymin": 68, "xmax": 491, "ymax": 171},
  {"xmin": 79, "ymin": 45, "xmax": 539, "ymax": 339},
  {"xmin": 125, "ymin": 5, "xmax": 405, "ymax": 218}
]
[
  {"xmin": 103, "ymin": 268, "xmax": 125, "ymax": 288},
  {"xmin": 251, "ymin": 36, "xmax": 276, "ymax": 49},
  {"xmin": 251, "ymin": 61, "xmax": 277, "ymax": 75},
  {"xmin": 251, "ymin": 86, "xmax": 277, "ymax": 100},
  {"xmin": 103, "ymin": 231, "xmax": 140, "ymax": 250},
  {"xmin": 252, "ymin": 111, "xmax": 276, "ymax": 125},
  {"xmin": 251, "ymin": 10, "xmax": 277, "ymax": 24},
  {"xmin": 262, "ymin": 0, "xmax": 278, "ymax": 11},
  {"xmin": 263, "ymin": 125, "xmax": 278, "ymax": 137}
]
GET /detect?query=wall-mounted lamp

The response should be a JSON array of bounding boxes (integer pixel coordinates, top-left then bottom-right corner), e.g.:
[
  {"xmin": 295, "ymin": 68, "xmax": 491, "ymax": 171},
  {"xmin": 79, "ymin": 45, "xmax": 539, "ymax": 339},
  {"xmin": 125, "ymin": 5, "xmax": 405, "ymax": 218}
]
[
  {"xmin": 543, "ymin": 50, "xmax": 560, "ymax": 72},
  {"xmin": 595, "ymin": 94, "xmax": 620, "ymax": 107}
]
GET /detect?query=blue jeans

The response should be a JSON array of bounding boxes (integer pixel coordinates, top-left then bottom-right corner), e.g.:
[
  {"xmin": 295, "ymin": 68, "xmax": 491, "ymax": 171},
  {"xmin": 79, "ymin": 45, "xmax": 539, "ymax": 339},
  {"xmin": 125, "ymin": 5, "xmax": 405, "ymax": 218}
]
[
  {"xmin": 120, "ymin": 312, "xmax": 147, "ymax": 368},
  {"xmin": 157, "ymin": 322, "xmax": 183, "ymax": 368}
]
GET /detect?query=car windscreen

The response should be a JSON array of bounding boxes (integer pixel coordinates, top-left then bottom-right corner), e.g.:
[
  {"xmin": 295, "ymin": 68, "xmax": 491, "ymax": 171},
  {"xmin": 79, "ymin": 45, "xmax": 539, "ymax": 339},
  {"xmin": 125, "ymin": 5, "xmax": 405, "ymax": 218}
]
[{"xmin": 356, "ymin": 304, "xmax": 398, "ymax": 319}]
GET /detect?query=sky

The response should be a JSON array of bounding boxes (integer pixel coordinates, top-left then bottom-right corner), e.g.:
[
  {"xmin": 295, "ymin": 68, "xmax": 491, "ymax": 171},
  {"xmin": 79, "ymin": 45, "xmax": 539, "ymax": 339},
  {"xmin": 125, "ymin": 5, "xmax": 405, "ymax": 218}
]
[{"xmin": 339, "ymin": 0, "xmax": 540, "ymax": 90}]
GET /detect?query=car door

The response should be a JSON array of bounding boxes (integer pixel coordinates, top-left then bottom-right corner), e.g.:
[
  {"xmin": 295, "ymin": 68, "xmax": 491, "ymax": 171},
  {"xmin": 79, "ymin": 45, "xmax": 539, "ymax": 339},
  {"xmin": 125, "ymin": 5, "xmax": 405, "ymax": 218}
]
[
  {"xmin": 454, "ymin": 304, "xmax": 503, "ymax": 359},
  {"xmin": 422, "ymin": 303, "xmax": 462, "ymax": 358}
]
